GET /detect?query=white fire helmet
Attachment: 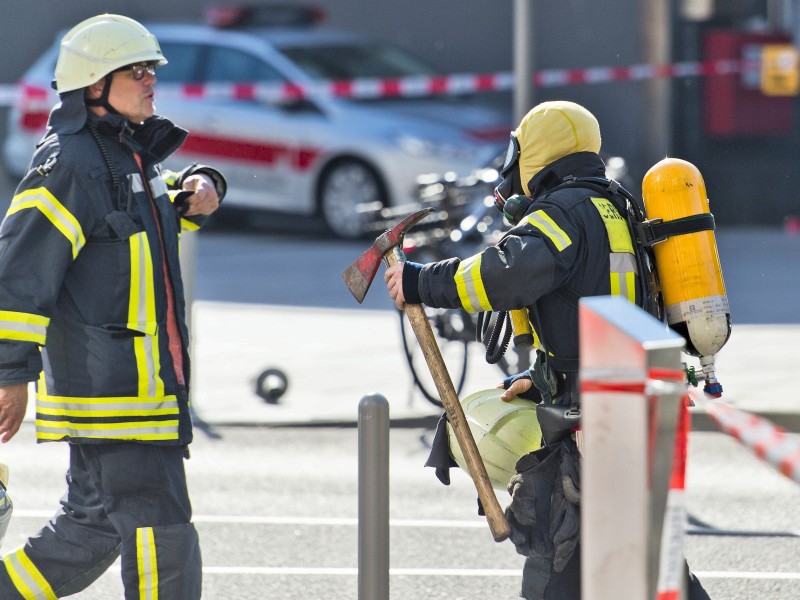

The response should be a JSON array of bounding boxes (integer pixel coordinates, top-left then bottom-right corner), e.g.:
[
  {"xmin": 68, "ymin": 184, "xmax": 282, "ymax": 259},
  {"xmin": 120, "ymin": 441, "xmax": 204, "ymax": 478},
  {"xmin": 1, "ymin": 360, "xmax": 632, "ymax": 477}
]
[
  {"xmin": 447, "ymin": 388, "xmax": 543, "ymax": 490},
  {"xmin": 54, "ymin": 14, "xmax": 167, "ymax": 94}
]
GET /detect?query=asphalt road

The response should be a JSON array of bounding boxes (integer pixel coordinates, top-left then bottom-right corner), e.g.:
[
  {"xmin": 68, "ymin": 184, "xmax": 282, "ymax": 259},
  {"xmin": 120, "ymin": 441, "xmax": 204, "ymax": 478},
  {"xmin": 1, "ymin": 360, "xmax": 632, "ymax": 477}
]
[{"xmin": 0, "ymin": 422, "xmax": 798, "ymax": 600}]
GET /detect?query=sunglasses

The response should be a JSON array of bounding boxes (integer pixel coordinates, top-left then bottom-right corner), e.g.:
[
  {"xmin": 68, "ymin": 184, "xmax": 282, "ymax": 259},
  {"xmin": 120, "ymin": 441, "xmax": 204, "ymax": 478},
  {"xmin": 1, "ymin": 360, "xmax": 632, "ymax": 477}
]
[{"xmin": 115, "ymin": 62, "xmax": 157, "ymax": 81}]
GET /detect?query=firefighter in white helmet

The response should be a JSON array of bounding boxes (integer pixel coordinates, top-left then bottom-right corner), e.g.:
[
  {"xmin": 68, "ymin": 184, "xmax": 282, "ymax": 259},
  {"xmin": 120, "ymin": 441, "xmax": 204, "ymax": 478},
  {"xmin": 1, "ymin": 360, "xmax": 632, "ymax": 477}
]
[
  {"xmin": 387, "ymin": 100, "xmax": 710, "ymax": 599},
  {"xmin": 0, "ymin": 14, "xmax": 225, "ymax": 598}
]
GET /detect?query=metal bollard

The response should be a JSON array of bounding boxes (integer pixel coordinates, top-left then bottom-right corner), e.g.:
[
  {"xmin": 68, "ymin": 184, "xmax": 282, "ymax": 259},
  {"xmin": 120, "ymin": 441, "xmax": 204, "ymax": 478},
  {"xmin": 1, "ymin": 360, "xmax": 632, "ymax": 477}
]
[{"xmin": 358, "ymin": 394, "xmax": 390, "ymax": 600}]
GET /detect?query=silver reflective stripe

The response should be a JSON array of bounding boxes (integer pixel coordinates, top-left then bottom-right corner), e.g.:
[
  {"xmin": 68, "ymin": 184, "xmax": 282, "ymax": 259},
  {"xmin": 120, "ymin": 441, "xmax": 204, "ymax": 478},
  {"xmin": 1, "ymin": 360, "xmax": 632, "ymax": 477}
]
[
  {"xmin": 3, "ymin": 547, "xmax": 57, "ymax": 599},
  {"xmin": 609, "ymin": 252, "xmax": 637, "ymax": 275},
  {"xmin": 0, "ymin": 311, "xmax": 48, "ymax": 344},
  {"xmin": 137, "ymin": 527, "xmax": 158, "ymax": 600},
  {"xmin": 36, "ymin": 395, "xmax": 179, "ymax": 416},
  {"xmin": 610, "ymin": 252, "xmax": 638, "ymax": 302},
  {"xmin": 0, "ymin": 320, "xmax": 46, "ymax": 339},
  {"xmin": 130, "ymin": 173, "xmax": 145, "ymax": 194},
  {"xmin": 143, "ymin": 334, "xmax": 158, "ymax": 398},
  {"xmin": 149, "ymin": 173, "xmax": 169, "ymax": 199},
  {"xmin": 454, "ymin": 253, "xmax": 492, "ymax": 312}
]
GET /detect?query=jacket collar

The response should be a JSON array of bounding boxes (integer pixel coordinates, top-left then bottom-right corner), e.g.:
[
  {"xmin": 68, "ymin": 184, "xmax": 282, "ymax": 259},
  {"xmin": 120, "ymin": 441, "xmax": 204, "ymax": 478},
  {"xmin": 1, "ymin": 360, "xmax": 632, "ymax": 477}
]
[
  {"xmin": 85, "ymin": 112, "xmax": 188, "ymax": 166},
  {"xmin": 527, "ymin": 152, "xmax": 607, "ymax": 199},
  {"xmin": 45, "ymin": 91, "xmax": 188, "ymax": 166}
]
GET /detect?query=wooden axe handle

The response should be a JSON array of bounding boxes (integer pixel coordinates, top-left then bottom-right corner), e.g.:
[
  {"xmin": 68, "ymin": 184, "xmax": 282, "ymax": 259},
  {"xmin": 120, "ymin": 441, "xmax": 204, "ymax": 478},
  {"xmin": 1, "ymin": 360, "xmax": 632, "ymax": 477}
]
[{"xmin": 386, "ymin": 251, "xmax": 511, "ymax": 542}]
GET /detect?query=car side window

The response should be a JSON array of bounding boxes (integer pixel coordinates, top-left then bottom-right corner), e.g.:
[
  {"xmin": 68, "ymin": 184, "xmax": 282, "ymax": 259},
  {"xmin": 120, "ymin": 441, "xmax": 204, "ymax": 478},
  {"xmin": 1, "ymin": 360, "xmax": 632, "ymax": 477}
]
[
  {"xmin": 156, "ymin": 42, "xmax": 205, "ymax": 83},
  {"xmin": 205, "ymin": 47, "xmax": 287, "ymax": 83}
]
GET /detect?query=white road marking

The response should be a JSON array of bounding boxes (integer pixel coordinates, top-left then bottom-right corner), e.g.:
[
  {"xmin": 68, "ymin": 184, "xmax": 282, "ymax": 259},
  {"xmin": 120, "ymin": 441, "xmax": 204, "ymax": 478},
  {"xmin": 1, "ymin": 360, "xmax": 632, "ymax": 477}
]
[{"xmin": 13, "ymin": 511, "xmax": 800, "ymax": 581}]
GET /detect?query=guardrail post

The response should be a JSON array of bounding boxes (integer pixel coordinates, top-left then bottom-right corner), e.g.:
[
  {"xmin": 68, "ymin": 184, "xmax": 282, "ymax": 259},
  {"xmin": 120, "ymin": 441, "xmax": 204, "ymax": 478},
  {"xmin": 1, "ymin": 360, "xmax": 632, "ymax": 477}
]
[
  {"xmin": 579, "ymin": 296, "xmax": 686, "ymax": 600},
  {"xmin": 358, "ymin": 394, "xmax": 390, "ymax": 600}
]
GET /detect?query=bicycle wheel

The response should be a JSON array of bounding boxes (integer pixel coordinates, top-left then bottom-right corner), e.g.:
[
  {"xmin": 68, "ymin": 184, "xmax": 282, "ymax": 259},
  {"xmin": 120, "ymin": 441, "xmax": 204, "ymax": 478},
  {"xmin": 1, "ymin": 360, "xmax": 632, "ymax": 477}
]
[{"xmin": 398, "ymin": 307, "xmax": 469, "ymax": 407}]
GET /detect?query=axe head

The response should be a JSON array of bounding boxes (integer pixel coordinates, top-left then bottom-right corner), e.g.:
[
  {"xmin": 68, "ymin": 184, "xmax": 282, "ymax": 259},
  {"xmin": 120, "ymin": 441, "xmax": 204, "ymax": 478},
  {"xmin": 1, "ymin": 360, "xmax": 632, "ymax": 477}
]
[{"xmin": 342, "ymin": 207, "xmax": 434, "ymax": 303}]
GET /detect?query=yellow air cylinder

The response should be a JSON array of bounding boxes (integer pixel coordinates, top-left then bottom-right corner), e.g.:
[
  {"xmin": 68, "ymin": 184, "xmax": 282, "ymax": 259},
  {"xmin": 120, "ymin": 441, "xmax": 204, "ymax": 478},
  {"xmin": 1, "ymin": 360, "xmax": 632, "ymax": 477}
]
[
  {"xmin": 509, "ymin": 308, "xmax": 534, "ymax": 349},
  {"xmin": 642, "ymin": 158, "xmax": 730, "ymax": 396}
]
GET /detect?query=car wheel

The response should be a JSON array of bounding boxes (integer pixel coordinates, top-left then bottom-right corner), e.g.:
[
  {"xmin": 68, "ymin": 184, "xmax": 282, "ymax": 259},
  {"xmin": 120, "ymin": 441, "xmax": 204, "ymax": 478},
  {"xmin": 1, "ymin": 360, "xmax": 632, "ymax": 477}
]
[{"xmin": 318, "ymin": 159, "xmax": 385, "ymax": 239}]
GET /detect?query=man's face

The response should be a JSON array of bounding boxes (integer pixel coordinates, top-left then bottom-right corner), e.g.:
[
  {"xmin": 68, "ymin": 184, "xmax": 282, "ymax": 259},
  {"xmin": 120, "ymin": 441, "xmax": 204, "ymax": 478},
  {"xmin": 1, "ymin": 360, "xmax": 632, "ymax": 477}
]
[{"xmin": 89, "ymin": 62, "xmax": 157, "ymax": 124}]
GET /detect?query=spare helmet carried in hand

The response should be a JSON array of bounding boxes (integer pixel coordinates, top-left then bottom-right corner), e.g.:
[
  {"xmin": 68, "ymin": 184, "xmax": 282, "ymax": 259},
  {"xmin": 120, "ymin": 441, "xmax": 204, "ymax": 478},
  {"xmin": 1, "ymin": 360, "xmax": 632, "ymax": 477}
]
[{"xmin": 447, "ymin": 388, "xmax": 542, "ymax": 490}]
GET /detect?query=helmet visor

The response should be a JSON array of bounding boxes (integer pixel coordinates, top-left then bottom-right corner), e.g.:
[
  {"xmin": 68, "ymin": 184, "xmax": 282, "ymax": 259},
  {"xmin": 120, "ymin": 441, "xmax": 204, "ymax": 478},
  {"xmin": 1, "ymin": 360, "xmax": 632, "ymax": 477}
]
[{"xmin": 499, "ymin": 132, "xmax": 520, "ymax": 178}]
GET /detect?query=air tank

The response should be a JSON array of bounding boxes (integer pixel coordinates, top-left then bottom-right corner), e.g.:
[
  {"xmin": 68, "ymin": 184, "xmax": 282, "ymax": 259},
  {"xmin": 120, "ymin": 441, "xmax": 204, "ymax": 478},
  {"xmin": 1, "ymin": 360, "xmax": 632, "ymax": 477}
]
[{"xmin": 642, "ymin": 158, "xmax": 730, "ymax": 397}]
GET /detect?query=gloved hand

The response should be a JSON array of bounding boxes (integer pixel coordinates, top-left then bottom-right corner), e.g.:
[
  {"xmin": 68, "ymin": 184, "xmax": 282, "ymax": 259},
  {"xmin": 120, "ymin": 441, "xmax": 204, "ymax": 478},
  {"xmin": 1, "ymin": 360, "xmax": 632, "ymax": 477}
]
[
  {"xmin": 549, "ymin": 437, "xmax": 581, "ymax": 572},
  {"xmin": 505, "ymin": 444, "xmax": 561, "ymax": 558}
]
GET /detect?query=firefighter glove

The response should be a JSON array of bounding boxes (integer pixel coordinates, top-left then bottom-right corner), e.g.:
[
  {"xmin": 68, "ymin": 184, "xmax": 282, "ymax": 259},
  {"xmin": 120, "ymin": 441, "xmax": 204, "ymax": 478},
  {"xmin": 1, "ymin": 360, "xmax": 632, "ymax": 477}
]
[
  {"xmin": 505, "ymin": 443, "xmax": 561, "ymax": 558},
  {"xmin": 549, "ymin": 437, "xmax": 581, "ymax": 572}
]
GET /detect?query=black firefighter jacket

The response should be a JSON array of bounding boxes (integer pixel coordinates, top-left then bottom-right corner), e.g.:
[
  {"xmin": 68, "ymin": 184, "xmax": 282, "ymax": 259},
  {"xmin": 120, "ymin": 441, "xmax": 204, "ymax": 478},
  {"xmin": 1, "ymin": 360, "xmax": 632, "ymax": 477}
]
[
  {"xmin": 0, "ymin": 98, "xmax": 225, "ymax": 446},
  {"xmin": 412, "ymin": 151, "xmax": 643, "ymax": 380}
]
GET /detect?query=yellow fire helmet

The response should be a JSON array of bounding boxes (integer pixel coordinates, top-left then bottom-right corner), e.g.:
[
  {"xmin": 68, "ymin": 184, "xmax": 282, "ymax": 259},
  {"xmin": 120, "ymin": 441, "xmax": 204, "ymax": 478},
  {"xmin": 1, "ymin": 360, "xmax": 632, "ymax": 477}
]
[
  {"xmin": 54, "ymin": 14, "xmax": 167, "ymax": 94},
  {"xmin": 515, "ymin": 100, "xmax": 602, "ymax": 195},
  {"xmin": 447, "ymin": 388, "xmax": 542, "ymax": 490}
]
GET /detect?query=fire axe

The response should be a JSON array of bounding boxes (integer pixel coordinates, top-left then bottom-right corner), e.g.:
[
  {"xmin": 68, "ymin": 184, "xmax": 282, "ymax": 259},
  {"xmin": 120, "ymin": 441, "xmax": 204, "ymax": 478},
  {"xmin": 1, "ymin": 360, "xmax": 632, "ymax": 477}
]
[{"xmin": 342, "ymin": 208, "xmax": 511, "ymax": 542}]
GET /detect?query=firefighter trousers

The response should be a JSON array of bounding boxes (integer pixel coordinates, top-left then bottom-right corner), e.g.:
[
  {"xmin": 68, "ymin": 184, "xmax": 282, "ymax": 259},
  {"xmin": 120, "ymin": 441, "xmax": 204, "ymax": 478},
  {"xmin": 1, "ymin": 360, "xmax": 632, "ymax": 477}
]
[{"xmin": 0, "ymin": 442, "xmax": 201, "ymax": 599}]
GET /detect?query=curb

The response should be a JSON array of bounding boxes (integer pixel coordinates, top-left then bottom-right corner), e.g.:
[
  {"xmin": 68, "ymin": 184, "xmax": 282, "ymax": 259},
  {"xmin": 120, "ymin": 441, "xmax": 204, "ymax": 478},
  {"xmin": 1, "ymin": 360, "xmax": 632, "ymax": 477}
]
[{"xmin": 194, "ymin": 411, "xmax": 797, "ymax": 434}]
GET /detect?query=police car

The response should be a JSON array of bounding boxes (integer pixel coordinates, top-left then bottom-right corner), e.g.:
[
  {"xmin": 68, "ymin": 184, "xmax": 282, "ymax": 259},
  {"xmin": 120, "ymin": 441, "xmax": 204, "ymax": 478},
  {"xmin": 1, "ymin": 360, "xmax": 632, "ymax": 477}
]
[{"xmin": 2, "ymin": 6, "xmax": 510, "ymax": 238}]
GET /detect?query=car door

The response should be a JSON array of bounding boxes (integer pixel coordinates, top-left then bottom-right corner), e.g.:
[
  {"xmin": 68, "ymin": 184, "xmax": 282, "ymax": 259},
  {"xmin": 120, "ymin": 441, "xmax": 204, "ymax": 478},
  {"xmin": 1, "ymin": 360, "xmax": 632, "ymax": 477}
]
[{"xmin": 157, "ymin": 41, "xmax": 322, "ymax": 215}]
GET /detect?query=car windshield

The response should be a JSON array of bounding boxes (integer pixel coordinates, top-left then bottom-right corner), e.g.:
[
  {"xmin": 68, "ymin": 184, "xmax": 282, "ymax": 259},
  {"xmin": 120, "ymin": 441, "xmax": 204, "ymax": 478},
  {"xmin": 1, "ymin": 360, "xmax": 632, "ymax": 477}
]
[{"xmin": 279, "ymin": 43, "xmax": 437, "ymax": 80}]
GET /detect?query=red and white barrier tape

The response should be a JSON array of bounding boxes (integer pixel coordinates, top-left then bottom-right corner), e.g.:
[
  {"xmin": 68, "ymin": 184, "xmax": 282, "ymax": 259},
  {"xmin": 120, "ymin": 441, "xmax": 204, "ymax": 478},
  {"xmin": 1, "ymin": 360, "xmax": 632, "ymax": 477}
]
[
  {"xmin": 689, "ymin": 388, "xmax": 800, "ymax": 484},
  {"xmin": 0, "ymin": 57, "xmax": 754, "ymax": 108},
  {"xmin": 657, "ymin": 395, "xmax": 690, "ymax": 600}
]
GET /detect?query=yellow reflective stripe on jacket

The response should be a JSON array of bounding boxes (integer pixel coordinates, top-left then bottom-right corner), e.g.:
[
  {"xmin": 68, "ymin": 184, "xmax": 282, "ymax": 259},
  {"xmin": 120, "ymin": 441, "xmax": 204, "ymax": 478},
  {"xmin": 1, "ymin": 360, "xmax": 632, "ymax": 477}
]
[
  {"xmin": 524, "ymin": 210, "xmax": 572, "ymax": 251},
  {"xmin": 455, "ymin": 253, "xmax": 492, "ymax": 312},
  {"xmin": 0, "ymin": 310, "xmax": 49, "ymax": 344},
  {"xmin": 181, "ymin": 218, "xmax": 200, "ymax": 232},
  {"xmin": 590, "ymin": 197, "xmax": 637, "ymax": 303},
  {"xmin": 35, "ymin": 419, "xmax": 180, "ymax": 441},
  {"xmin": 9, "ymin": 188, "xmax": 85, "ymax": 259},
  {"xmin": 35, "ymin": 376, "xmax": 180, "ymax": 442},
  {"xmin": 36, "ymin": 394, "xmax": 180, "ymax": 418},
  {"xmin": 3, "ymin": 547, "xmax": 58, "ymax": 600},
  {"xmin": 610, "ymin": 253, "xmax": 637, "ymax": 303},
  {"xmin": 128, "ymin": 232, "xmax": 165, "ymax": 398},
  {"xmin": 162, "ymin": 169, "xmax": 180, "ymax": 188},
  {"xmin": 137, "ymin": 527, "xmax": 159, "ymax": 600}
]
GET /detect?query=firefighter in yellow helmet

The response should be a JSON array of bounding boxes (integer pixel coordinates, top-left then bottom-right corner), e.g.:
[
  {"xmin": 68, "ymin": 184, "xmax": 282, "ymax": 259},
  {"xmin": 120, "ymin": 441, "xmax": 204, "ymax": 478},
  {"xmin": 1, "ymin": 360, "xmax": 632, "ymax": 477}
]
[
  {"xmin": 0, "ymin": 14, "xmax": 225, "ymax": 598},
  {"xmin": 386, "ymin": 100, "xmax": 709, "ymax": 599}
]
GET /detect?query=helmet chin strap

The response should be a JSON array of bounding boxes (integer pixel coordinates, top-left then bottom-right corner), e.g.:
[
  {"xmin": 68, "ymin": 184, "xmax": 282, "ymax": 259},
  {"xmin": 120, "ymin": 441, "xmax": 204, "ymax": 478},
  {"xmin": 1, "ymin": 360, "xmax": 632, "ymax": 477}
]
[{"xmin": 84, "ymin": 74, "xmax": 120, "ymax": 115}]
